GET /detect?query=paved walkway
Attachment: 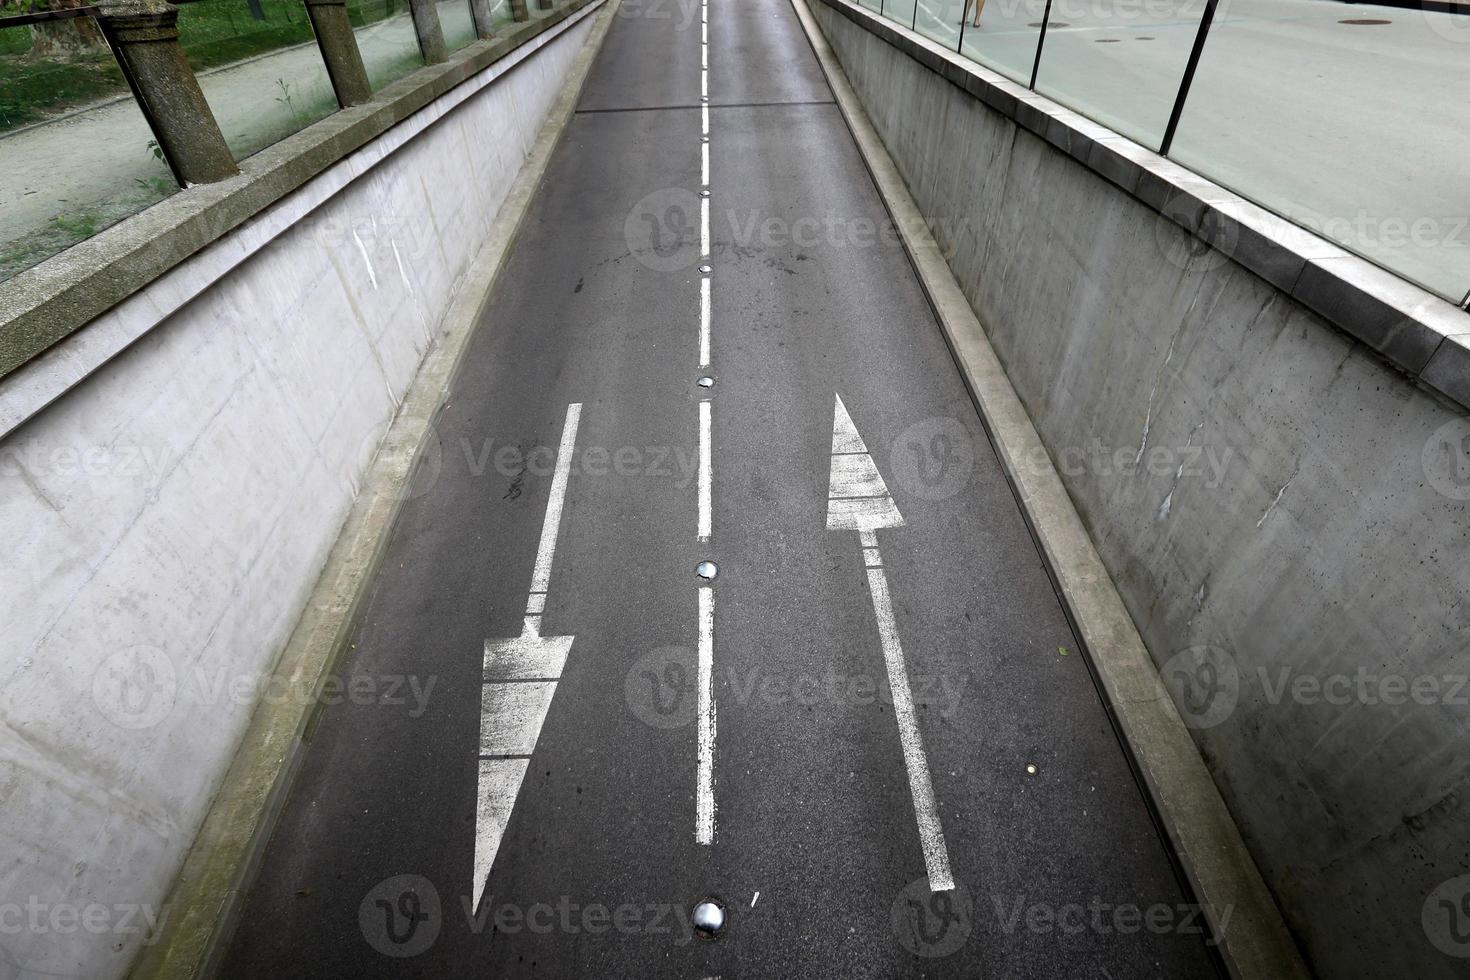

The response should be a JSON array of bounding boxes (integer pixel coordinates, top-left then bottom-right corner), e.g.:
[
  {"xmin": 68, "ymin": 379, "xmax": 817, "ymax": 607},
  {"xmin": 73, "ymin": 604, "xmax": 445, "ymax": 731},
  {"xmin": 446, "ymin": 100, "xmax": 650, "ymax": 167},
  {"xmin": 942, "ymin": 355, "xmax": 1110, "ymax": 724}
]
[{"xmin": 219, "ymin": 0, "xmax": 1222, "ymax": 974}]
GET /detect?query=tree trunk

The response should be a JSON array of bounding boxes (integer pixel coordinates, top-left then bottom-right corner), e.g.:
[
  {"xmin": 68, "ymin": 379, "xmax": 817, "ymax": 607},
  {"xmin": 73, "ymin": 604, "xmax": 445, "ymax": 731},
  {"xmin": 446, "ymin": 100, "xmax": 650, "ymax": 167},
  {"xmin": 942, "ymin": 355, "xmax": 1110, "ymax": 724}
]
[{"xmin": 29, "ymin": 0, "xmax": 108, "ymax": 58}]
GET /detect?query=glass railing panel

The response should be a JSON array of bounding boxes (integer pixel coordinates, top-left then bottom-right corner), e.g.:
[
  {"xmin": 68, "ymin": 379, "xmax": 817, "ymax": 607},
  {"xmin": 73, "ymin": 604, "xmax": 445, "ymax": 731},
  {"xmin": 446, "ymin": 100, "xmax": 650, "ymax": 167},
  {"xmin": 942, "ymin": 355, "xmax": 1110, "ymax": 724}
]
[
  {"xmin": 1032, "ymin": 0, "xmax": 1208, "ymax": 148},
  {"xmin": 178, "ymin": 0, "xmax": 339, "ymax": 161},
  {"xmin": 957, "ymin": 0, "xmax": 1046, "ymax": 85},
  {"xmin": 1169, "ymin": 0, "xmax": 1470, "ymax": 301},
  {"xmin": 0, "ymin": 16, "xmax": 178, "ymax": 283},
  {"xmin": 347, "ymin": 0, "xmax": 426, "ymax": 90}
]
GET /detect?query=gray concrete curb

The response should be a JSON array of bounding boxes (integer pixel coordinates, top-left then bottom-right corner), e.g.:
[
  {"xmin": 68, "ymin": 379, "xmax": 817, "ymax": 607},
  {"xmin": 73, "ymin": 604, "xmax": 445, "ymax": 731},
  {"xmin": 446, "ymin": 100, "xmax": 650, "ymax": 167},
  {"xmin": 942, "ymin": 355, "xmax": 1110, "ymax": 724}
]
[
  {"xmin": 124, "ymin": 3, "xmax": 619, "ymax": 975},
  {"xmin": 785, "ymin": 0, "xmax": 1314, "ymax": 977}
]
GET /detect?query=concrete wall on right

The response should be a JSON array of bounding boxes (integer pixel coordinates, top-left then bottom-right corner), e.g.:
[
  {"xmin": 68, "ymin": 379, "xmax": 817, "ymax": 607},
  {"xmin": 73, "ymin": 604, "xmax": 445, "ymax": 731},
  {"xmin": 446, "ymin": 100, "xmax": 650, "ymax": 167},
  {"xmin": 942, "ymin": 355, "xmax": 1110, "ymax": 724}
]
[{"xmin": 811, "ymin": 5, "xmax": 1470, "ymax": 978}]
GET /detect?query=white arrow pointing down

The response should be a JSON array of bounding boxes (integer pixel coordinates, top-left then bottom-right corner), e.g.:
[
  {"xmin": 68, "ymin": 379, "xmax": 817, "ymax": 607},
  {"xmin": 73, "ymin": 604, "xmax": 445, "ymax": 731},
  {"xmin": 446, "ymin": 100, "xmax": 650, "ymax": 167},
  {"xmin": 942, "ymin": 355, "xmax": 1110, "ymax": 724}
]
[{"xmin": 475, "ymin": 403, "xmax": 582, "ymax": 913}]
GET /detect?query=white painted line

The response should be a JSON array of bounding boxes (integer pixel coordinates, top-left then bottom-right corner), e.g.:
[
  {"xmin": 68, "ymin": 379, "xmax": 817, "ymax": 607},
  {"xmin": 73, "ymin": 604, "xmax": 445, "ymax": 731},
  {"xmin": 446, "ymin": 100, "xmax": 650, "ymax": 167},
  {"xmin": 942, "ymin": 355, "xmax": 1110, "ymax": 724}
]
[
  {"xmin": 701, "ymin": 69, "xmax": 708, "ymax": 99},
  {"xmin": 751, "ymin": 891, "xmax": 760, "ymax": 908},
  {"xmin": 525, "ymin": 593, "xmax": 547, "ymax": 614},
  {"xmin": 698, "ymin": 401, "xmax": 713, "ymax": 540},
  {"xmin": 530, "ymin": 403, "xmax": 583, "ymax": 595},
  {"xmin": 696, "ymin": 586, "xmax": 716, "ymax": 844},
  {"xmin": 700, "ymin": 276, "xmax": 711, "ymax": 366},
  {"xmin": 865, "ymin": 560, "xmax": 955, "ymax": 892},
  {"xmin": 702, "ymin": 104, "xmax": 709, "ymax": 135},
  {"xmin": 862, "ymin": 547, "xmax": 882, "ymax": 566},
  {"xmin": 700, "ymin": 196, "xmax": 710, "ymax": 254}
]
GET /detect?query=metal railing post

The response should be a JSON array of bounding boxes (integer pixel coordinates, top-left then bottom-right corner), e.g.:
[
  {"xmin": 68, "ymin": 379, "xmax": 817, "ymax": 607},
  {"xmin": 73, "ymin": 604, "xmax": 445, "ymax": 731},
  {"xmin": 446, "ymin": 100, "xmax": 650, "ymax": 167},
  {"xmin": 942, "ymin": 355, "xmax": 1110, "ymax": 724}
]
[
  {"xmin": 95, "ymin": 0, "xmax": 238, "ymax": 184},
  {"xmin": 1158, "ymin": 0, "xmax": 1220, "ymax": 156},
  {"xmin": 1028, "ymin": 0, "xmax": 1053, "ymax": 90},
  {"xmin": 304, "ymin": 0, "xmax": 373, "ymax": 105}
]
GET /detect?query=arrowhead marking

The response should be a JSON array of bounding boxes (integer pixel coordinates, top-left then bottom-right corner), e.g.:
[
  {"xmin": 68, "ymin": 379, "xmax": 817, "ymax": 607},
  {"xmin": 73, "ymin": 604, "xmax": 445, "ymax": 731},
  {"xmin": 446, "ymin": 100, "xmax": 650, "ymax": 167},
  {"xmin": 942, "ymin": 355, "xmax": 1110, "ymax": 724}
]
[
  {"xmin": 826, "ymin": 394, "xmax": 904, "ymax": 533},
  {"xmin": 474, "ymin": 623, "xmax": 574, "ymax": 912}
]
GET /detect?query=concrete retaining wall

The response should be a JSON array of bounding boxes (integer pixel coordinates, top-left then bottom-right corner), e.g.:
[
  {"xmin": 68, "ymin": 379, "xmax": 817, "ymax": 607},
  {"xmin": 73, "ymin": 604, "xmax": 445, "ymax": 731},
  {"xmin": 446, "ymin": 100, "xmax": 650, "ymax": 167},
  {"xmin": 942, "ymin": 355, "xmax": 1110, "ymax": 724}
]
[
  {"xmin": 0, "ymin": 12, "xmax": 595, "ymax": 978},
  {"xmin": 809, "ymin": 3, "xmax": 1470, "ymax": 977}
]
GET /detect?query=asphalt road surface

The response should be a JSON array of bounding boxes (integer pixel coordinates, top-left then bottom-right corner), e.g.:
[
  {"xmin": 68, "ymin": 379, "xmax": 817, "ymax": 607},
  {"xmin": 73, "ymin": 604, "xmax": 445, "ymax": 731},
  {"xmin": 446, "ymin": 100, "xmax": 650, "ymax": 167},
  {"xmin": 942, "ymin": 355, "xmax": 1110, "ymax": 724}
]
[{"xmin": 221, "ymin": 0, "xmax": 1225, "ymax": 975}]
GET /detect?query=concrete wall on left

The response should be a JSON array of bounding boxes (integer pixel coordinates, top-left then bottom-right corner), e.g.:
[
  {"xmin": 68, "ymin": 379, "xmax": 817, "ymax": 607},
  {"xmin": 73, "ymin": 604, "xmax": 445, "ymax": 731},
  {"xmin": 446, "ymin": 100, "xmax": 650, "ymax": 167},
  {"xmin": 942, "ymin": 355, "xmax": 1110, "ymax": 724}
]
[{"xmin": 0, "ymin": 12, "xmax": 595, "ymax": 978}]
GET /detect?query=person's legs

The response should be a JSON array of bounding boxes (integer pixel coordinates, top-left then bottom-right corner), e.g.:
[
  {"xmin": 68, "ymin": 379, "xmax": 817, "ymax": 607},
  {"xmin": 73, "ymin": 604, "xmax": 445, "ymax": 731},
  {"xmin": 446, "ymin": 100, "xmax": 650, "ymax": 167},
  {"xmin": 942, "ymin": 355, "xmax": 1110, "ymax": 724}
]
[{"xmin": 971, "ymin": 0, "xmax": 986, "ymax": 26}]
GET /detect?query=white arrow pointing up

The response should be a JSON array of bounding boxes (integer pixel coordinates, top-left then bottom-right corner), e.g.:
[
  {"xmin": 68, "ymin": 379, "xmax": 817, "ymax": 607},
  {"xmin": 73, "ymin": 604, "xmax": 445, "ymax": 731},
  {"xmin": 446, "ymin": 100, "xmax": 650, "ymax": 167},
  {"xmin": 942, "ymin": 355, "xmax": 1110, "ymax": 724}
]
[
  {"xmin": 475, "ymin": 403, "xmax": 582, "ymax": 913},
  {"xmin": 825, "ymin": 393, "xmax": 954, "ymax": 893},
  {"xmin": 827, "ymin": 394, "xmax": 905, "ymax": 533}
]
